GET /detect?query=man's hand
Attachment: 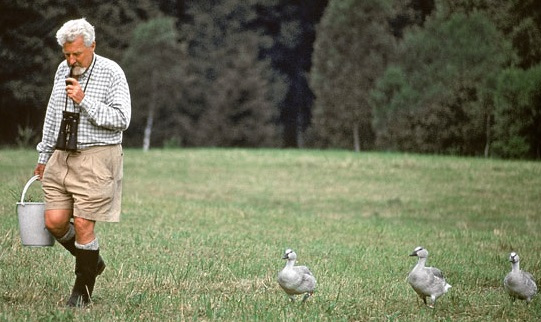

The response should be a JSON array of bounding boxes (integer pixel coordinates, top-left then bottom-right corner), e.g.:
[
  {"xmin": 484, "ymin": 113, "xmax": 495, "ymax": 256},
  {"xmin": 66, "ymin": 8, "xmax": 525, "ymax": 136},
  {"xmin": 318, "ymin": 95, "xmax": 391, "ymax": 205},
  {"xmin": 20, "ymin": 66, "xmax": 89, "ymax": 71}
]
[
  {"xmin": 65, "ymin": 78, "xmax": 85, "ymax": 104},
  {"xmin": 34, "ymin": 163, "xmax": 46, "ymax": 180}
]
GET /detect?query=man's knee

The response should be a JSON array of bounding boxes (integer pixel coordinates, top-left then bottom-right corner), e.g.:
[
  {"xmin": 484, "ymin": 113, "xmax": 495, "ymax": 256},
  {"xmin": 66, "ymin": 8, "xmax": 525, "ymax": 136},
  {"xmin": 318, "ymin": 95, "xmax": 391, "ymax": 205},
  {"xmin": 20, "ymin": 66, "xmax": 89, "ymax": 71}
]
[
  {"xmin": 44, "ymin": 209, "xmax": 71, "ymax": 237},
  {"xmin": 73, "ymin": 217, "xmax": 96, "ymax": 244}
]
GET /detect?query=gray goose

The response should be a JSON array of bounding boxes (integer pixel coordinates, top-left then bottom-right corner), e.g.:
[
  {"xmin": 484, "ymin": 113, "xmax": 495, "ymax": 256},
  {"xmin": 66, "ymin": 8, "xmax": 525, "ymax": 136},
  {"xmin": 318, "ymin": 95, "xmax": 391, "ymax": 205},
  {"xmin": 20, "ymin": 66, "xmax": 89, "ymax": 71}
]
[
  {"xmin": 407, "ymin": 246, "xmax": 451, "ymax": 308},
  {"xmin": 277, "ymin": 249, "xmax": 316, "ymax": 302},
  {"xmin": 504, "ymin": 252, "xmax": 538, "ymax": 303}
]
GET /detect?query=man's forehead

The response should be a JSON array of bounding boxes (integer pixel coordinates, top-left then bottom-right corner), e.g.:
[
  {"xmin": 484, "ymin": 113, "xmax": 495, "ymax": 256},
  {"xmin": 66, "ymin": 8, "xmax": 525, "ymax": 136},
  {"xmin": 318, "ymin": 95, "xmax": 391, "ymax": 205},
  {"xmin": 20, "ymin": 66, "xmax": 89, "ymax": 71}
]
[
  {"xmin": 63, "ymin": 47, "xmax": 85, "ymax": 54},
  {"xmin": 63, "ymin": 39, "xmax": 91, "ymax": 53}
]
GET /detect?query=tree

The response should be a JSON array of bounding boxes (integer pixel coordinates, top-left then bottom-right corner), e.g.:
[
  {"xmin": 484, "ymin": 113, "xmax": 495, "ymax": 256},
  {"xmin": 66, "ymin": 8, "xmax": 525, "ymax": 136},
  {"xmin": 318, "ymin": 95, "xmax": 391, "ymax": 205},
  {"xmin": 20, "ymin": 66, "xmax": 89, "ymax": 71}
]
[
  {"xmin": 0, "ymin": 0, "xmax": 159, "ymax": 146},
  {"xmin": 192, "ymin": 36, "xmax": 279, "ymax": 147},
  {"xmin": 250, "ymin": 0, "xmax": 329, "ymax": 148},
  {"xmin": 438, "ymin": 0, "xmax": 541, "ymax": 69},
  {"xmin": 493, "ymin": 66, "xmax": 541, "ymax": 159},
  {"xmin": 0, "ymin": 0, "xmax": 77, "ymax": 146},
  {"xmin": 371, "ymin": 10, "xmax": 514, "ymax": 155},
  {"xmin": 122, "ymin": 17, "xmax": 185, "ymax": 151},
  {"xmin": 1, "ymin": 0, "xmax": 329, "ymax": 149},
  {"xmin": 309, "ymin": 0, "xmax": 396, "ymax": 151},
  {"xmin": 175, "ymin": 0, "xmax": 283, "ymax": 148}
]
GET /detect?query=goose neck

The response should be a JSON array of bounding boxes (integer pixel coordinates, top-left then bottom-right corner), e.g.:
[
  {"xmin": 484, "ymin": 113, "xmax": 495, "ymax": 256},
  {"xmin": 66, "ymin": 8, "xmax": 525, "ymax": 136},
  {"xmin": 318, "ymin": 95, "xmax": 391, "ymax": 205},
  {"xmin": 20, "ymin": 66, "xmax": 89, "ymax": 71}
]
[
  {"xmin": 285, "ymin": 259, "xmax": 296, "ymax": 268},
  {"xmin": 416, "ymin": 257, "xmax": 427, "ymax": 268},
  {"xmin": 511, "ymin": 261, "xmax": 520, "ymax": 272}
]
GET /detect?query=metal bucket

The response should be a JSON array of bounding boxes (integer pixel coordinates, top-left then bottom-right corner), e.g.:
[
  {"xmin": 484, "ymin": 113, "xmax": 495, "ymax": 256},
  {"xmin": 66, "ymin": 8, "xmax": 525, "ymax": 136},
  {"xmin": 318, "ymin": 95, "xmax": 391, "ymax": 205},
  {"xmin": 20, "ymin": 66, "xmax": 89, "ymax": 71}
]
[{"xmin": 16, "ymin": 175, "xmax": 55, "ymax": 247}]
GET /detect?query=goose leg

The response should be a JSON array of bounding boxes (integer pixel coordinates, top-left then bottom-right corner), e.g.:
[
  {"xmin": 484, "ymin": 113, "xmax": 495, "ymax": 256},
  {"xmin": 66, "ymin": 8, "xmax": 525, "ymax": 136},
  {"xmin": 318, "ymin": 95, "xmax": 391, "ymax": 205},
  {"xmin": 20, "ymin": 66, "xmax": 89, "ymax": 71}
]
[
  {"xmin": 302, "ymin": 292, "xmax": 312, "ymax": 303},
  {"xmin": 427, "ymin": 295, "xmax": 436, "ymax": 309}
]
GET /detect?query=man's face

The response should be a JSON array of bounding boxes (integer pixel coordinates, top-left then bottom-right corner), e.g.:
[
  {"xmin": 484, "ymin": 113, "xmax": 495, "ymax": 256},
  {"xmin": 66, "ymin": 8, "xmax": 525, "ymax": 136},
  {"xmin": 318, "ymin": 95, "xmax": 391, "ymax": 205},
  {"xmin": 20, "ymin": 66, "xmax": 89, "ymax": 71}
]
[{"xmin": 62, "ymin": 35, "xmax": 95, "ymax": 76}]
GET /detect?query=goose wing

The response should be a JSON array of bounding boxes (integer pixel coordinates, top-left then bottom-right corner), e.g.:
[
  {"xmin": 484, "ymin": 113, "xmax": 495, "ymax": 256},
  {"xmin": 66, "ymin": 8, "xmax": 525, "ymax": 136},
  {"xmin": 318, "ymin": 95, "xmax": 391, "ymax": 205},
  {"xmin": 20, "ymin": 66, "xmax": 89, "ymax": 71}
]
[
  {"xmin": 522, "ymin": 271, "xmax": 538, "ymax": 291},
  {"xmin": 429, "ymin": 266, "xmax": 445, "ymax": 280},
  {"xmin": 295, "ymin": 265, "xmax": 314, "ymax": 276},
  {"xmin": 293, "ymin": 265, "xmax": 316, "ymax": 292},
  {"xmin": 523, "ymin": 271, "xmax": 536, "ymax": 283},
  {"xmin": 503, "ymin": 273, "xmax": 512, "ymax": 288}
]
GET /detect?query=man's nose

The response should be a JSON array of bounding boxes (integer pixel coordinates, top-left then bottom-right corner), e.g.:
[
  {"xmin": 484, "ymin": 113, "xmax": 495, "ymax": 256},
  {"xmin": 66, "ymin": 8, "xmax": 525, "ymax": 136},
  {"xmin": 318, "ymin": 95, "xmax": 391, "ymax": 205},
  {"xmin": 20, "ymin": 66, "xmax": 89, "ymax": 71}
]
[{"xmin": 66, "ymin": 56, "xmax": 77, "ymax": 66}]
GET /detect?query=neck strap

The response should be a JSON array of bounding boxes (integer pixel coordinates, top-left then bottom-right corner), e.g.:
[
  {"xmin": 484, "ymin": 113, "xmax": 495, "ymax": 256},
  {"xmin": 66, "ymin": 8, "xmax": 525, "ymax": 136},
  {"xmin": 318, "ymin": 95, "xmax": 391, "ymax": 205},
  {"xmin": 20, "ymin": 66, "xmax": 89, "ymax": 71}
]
[{"xmin": 64, "ymin": 55, "xmax": 97, "ymax": 112}]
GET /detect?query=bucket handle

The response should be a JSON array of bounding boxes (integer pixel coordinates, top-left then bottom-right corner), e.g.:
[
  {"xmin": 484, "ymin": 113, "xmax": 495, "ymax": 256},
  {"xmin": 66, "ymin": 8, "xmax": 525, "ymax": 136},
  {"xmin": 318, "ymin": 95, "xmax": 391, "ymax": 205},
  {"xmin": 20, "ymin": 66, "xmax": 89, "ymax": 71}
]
[{"xmin": 20, "ymin": 175, "xmax": 40, "ymax": 206}]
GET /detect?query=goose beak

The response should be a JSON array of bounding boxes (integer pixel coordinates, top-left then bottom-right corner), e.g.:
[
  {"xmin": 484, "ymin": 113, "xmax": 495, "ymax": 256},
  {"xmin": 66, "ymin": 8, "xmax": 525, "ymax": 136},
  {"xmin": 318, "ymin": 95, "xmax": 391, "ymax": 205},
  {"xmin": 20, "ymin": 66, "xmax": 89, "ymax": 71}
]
[
  {"xmin": 282, "ymin": 255, "xmax": 288, "ymax": 259},
  {"xmin": 409, "ymin": 252, "xmax": 417, "ymax": 257}
]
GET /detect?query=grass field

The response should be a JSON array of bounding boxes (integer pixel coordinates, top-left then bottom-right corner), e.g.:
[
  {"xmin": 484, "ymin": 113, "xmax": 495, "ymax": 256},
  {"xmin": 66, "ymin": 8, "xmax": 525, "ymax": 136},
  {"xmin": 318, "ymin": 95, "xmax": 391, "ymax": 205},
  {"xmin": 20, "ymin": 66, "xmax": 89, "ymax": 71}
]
[{"xmin": 1, "ymin": 148, "xmax": 540, "ymax": 321}]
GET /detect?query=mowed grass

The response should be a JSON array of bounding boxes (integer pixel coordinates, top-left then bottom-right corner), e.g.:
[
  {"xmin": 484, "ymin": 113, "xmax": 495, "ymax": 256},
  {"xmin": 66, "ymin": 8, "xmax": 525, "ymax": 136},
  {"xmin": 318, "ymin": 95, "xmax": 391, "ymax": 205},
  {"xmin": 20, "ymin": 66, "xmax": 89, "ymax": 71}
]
[{"xmin": 0, "ymin": 148, "xmax": 540, "ymax": 321}]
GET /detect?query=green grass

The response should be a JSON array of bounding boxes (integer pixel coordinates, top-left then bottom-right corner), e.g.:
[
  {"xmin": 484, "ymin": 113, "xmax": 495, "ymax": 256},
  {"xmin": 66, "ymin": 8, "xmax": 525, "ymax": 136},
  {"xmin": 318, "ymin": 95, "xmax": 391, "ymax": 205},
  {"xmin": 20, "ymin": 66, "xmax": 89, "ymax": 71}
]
[{"xmin": 1, "ymin": 148, "xmax": 540, "ymax": 321}]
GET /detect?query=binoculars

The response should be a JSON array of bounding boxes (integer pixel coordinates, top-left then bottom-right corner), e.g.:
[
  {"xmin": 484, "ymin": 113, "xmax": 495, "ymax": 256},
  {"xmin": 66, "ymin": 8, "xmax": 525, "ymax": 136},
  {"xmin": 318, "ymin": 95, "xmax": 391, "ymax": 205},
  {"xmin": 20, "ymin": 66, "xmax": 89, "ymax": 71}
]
[{"xmin": 55, "ymin": 111, "xmax": 79, "ymax": 151}]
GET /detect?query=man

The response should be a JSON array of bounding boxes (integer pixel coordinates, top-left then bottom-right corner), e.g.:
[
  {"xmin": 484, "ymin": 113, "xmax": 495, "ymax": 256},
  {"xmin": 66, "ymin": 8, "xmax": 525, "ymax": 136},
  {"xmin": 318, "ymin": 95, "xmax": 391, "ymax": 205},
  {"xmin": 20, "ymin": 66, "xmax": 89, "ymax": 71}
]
[{"xmin": 34, "ymin": 18, "xmax": 131, "ymax": 307}]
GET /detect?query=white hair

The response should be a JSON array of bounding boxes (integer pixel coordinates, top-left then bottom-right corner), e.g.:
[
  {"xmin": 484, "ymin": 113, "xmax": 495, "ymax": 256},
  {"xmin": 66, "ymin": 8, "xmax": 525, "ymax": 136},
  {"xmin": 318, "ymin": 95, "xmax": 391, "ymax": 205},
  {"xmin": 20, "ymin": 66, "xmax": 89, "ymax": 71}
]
[{"xmin": 56, "ymin": 18, "xmax": 95, "ymax": 47}]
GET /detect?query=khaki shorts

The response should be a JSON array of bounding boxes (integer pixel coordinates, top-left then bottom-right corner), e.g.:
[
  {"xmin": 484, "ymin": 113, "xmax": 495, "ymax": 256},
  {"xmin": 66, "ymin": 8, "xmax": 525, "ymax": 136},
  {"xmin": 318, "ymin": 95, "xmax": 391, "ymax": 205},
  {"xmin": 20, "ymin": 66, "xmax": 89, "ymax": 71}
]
[{"xmin": 42, "ymin": 145, "xmax": 124, "ymax": 222}]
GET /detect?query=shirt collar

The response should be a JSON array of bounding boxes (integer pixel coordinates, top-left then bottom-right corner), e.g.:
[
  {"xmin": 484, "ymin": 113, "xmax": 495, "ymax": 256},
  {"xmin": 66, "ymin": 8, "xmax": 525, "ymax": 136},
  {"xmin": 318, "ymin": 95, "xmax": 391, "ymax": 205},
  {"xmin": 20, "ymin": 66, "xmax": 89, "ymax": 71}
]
[{"xmin": 64, "ymin": 54, "xmax": 96, "ymax": 80}]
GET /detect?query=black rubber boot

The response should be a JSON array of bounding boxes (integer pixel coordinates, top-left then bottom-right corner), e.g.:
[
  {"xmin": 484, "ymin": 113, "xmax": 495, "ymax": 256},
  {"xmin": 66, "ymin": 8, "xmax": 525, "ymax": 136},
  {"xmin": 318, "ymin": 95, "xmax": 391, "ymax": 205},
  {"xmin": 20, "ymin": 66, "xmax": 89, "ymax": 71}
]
[
  {"xmin": 66, "ymin": 248, "xmax": 100, "ymax": 307},
  {"xmin": 59, "ymin": 237, "xmax": 106, "ymax": 276}
]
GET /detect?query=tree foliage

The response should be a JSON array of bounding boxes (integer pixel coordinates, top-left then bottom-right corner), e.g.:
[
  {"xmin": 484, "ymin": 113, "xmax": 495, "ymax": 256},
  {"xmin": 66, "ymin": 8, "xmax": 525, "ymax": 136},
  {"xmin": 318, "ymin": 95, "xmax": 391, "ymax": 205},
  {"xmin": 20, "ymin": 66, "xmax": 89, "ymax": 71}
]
[
  {"xmin": 2, "ymin": 0, "xmax": 541, "ymax": 159},
  {"xmin": 309, "ymin": 0, "xmax": 396, "ymax": 151},
  {"xmin": 192, "ymin": 39, "xmax": 279, "ymax": 147},
  {"xmin": 251, "ymin": 0, "xmax": 329, "ymax": 147},
  {"xmin": 0, "ymin": 0, "xmax": 159, "ymax": 146},
  {"xmin": 0, "ymin": 0, "xmax": 326, "ymax": 149},
  {"xmin": 122, "ymin": 17, "xmax": 186, "ymax": 150},
  {"xmin": 438, "ymin": 0, "xmax": 541, "ymax": 69},
  {"xmin": 174, "ymin": 0, "xmax": 284, "ymax": 147},
  {"xmin": 493, "ymin": 66, "xmax": 541, "ymax": 159},
  {"xmin": 370, "ymin": 10, "xmax": 514, "ymax": 155},
  {"xmin": 0, "ymin": 0, "xmax": 76, "ymax": 145}
]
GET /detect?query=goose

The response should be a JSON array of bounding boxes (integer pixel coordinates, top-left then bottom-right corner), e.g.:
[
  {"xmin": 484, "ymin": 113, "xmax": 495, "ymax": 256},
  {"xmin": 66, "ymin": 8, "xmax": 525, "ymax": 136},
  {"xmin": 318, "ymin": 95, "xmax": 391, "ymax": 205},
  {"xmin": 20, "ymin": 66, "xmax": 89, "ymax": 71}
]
[
  {"xmin": 407, "ymin": 246, "xmax": 451, "ymax": 308},
  {"xmin": 503, "ymin": 252, "xmax": 538, "ymax": 303},
  {"xmin": 277, "ymin": 249, "xmax": 316, "ymax": 302}
]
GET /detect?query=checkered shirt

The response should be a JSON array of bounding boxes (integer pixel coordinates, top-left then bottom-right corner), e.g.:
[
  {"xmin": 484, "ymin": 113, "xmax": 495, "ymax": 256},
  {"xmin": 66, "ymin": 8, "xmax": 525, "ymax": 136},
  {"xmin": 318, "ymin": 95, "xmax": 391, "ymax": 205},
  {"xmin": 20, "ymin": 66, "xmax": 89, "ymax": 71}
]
[{"xmin": 36, "ymin": 54, "xmax": 131, "ymax": 164}]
